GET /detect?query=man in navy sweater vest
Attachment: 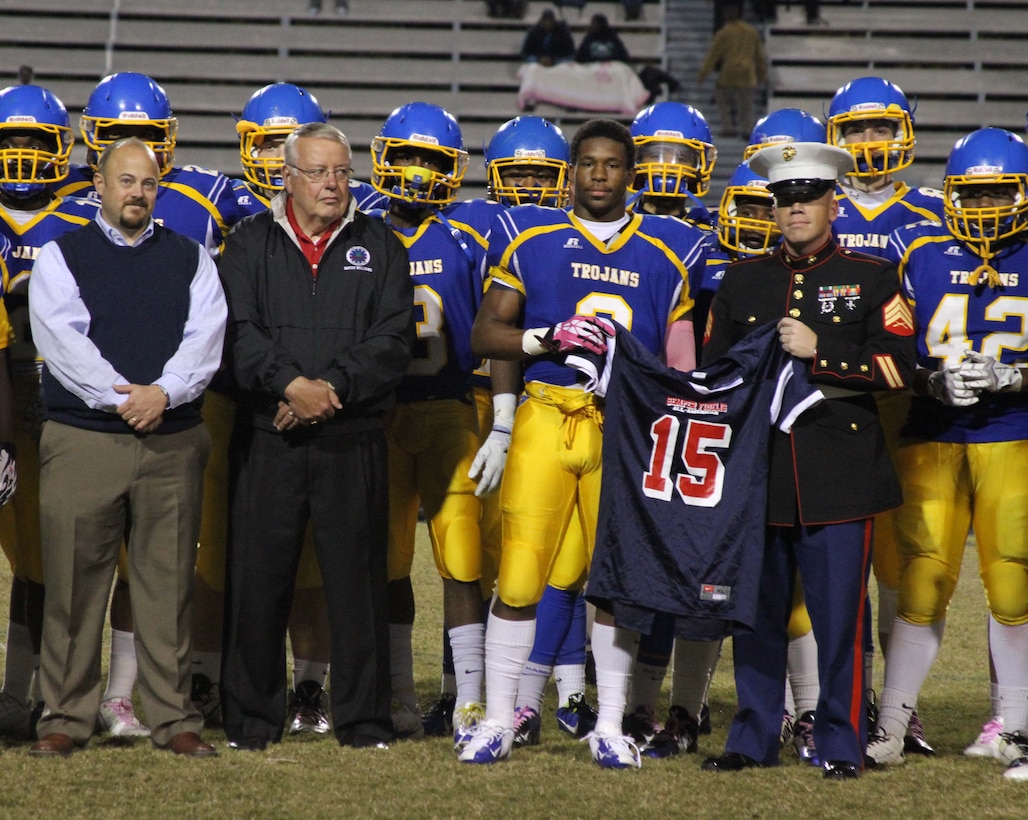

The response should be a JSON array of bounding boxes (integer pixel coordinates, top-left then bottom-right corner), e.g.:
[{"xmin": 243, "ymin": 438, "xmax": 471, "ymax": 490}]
[{"xmin": 26, "ymin": 137, "xmax": 226, "ymax": 757}]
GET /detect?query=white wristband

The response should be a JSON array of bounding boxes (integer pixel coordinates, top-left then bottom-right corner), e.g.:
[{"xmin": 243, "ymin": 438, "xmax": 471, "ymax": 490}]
[
  {"xmin": 491, "ymin": 392, "xmax": 517, "ymax": 433},
  {"xmin": 521, "ymin": 328, "xmax": 549, "ymax": 356}
]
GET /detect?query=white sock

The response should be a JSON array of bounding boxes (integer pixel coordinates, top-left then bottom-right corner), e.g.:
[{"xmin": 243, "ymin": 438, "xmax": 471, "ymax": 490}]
[
  {"xmin": 191, "ymin": 650, "xmax": 221, "ymax": 683},
  {"xmin": 787, "ymin": 630, "xmax": 819, "ymax": 715},
  {"xmin": 483, "ymin": 613, "xmax": 535, "ymax": 728},
  {"xmin": 449, "ymin": 623, "xmax": 485, "ymax": 706},
  {"xmin": 877, "ymin": 583, "xmax": 899, "ymax": 642},
  {"xmin": 784, "ymin": 676, "xmax": 796, "ymax": 716},
  {"xmin": 998, "ymin": 686, "xmax": 1028, "ymax": 737},
  {"xmin": 878, "ymin": 618, "xmax": 945, "ymax": 737},
  {"xmin": 989, "ymin": 617, "xmax": 1028, "ymax": 686},
  {"xmin": 1, "ymin": 622, "xmax": 34, "ymax": 702},
  {"xmin": 989, "ymin": 617, "xmax": 1028, "ymax": 734},
  {"xmin": 670, "ymin": 639, "xmax": 720, "ymax": 719},
  {"xmin": 628, "ymin": 660, "xmax": 665, "ymax": 712},
  {"xmin": 293, "ymin": 659, "xmax": 329, "ymax": 689},
  {"xmin": 389, "ymin": 623, "xmax": 416, "ymax": 709},
  {"xmin": 103, "ymin": 628, "xmax": 137, "ymax": 702},
  {"xmin": 554, "ymin": 663, "xmax": 585, "ymax": 707},
  {"xmin": 592, "ymin": 622, "xmax": 637, "ymax": 736},
  {"xmin": 877, "ymin": 687, "xmax": 917, "ymax": 739},
  {"xmin": 517, "ymin": 661, "xmax": 552, "ymax": 712}
]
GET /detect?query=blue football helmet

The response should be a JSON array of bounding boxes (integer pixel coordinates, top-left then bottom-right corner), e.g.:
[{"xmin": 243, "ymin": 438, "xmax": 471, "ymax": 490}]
[
  {"xmin": 718, "ymin": 161, "xmax": 779, "ymax": 255},
  {"xmin": 629, "ymin": 102, "xmax": 717, "ymax": 198},
  {"xmin": 944, "ymin": 128, "xmax": 1028, "ymax": 268},
  {"xmin": 371, "ymin": 102, "xmax": 468, "ymax": 207},
  {"xmin": 237, "ymin": 83, "xmax": 328, "ymax": 192},
  {"xmin": 744, "ymin": 108, "xmax": 826, "ymax": 160},
  {"xmin": 0, "ymin": 84, "xmax": 73, "ymax": 198},
  {"xmin": 826, "ymin": 77, "xmax": 915, "ymax": 179},
  {"xmin": 80, "ymin": 72, "xmax": 178, "ymax": 175},
  {"xmin": 485, "ymin": 116, "xmax": 570, "ymax": 207}
]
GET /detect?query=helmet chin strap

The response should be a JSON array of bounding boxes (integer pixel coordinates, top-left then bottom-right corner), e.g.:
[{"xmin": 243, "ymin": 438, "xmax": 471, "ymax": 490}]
[{"xmin": 968, "ymin": 236, "xmax": 1003, "ymax": 288}]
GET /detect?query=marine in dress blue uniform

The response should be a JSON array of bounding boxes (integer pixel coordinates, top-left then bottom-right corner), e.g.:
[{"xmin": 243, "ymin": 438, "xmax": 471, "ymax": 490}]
[{"xmin": 701, "ymin": 142, "xmax": 916, "ymax": 779}]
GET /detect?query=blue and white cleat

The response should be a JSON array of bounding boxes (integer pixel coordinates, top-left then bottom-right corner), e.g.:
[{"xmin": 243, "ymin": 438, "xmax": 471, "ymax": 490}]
[
  {"xmin": 585, "ymin": 731, "xmax": 642, "ymax": 769},
  {"xmin": 457, "ymin": 720, "xmax": 514, "ymax": 764}
]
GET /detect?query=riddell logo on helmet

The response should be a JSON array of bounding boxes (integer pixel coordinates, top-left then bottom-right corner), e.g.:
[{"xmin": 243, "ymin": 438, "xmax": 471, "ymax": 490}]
[
  {"xmin": 849, "ymin": 102, "xmax": 886, "ymax": 114},
  {"xmin": 265, "ymin": 116, "xmax": 299, "ymax": 126},
  {"xmin": 5, "ymin": 115, "xmax": 38, "ymax": 123},
  {"xmin": 117, "ymin": 112, "xmax": 150, "ymax": 120},
  {"xmin": 410, "ymin": 132, "xmax": 440, "ymax": 145},
  {"xmin": 653, "ymin": 129, "xmax": 685, "ymax": 139},
  {"xmin": 966, "ymin": 164, "xmax": 1003, "ymax": 175},
  {"xmin": 513, "ymin": 148, "xmax": 546, "ymax": 158},
  {"xmin": 764, "ymin": 136, "xmax": 795, "ymax": 145}
]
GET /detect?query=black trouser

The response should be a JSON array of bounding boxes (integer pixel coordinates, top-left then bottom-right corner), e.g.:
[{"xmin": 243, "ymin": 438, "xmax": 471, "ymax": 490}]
[{"xmin": 221, "ymin": 425, "xmax": 393, "ymax": 745}]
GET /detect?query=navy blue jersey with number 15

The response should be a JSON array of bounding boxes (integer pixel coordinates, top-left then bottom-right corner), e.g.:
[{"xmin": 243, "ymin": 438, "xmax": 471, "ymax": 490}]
[{"xmin": 571, "ymin": 323, "xmax": 823, "ymax": 640}]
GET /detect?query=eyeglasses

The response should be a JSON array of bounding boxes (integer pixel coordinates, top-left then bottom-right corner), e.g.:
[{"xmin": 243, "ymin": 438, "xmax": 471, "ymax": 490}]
[{"xmin": 288, "ymin": 165, "xmax": 353, "ymax": 183}]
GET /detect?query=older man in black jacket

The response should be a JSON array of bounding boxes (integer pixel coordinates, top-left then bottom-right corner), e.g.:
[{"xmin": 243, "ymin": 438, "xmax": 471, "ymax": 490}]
[{"xmin": 218, "ymin": 122, "xmax": 414, "ymax": 750}]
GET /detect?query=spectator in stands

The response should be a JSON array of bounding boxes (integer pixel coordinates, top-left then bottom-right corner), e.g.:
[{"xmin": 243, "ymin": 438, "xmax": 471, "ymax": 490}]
[
  {"xmin": 521, "ymin": 10, "xmax": 576, "ymax": 66},
  {"xmin": 575, "ymin": 14, "xmax": 631, "ymax": 63},
  {"xmin": 623, "ymin": 0, "xmax": 644, "ymax": 22},
  {"xmin": 487, "ymin": 0, "xmax": 527, "ymax": 19},
  {"xmin": 308, "ymin": 0, "xmax": 348, "ymax": 16},
  {"xmin": 697, "ymin": 3, "xmax": 767, "ymax": 138},
  {"xmin": 803, "ymin": 1, "xmax": 827, "ymax": 25},
  {"xmin": 17, "ymin": 65, "xmax": 33, "ymax": 84}
]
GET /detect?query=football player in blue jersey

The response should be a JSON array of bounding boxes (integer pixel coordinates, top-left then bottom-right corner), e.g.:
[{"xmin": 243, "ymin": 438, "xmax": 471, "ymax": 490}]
[
  {"xmin": 474, "ymin": 116, "xmax": 600, "ymax": 747},
  {"xmin": 827, "ymin": 75, "xmax": 947, "ymax": 757},
  {"xmin": 745, "ymin": 107, "xmax": 827, "ymax": 160},
  {"xmin": 234, "ymin": 82, "xmax": 381, "ymax": 216},
  {"xmin": 369, "ymin": 102, "xmax": 513, "ymax": 745},
  {"xmin": 57, "ymin": 72, "xmax": 241, "ymax": 258},
  {"xmin": 0, "ymin": 84, "xmax": 101, "ymax": 739},
  {"xmin": 56, "ymin": 72, "xmax": 243, "ymax": 735},
  {"xmin": 717, "ymin": 160, "xmax": 779, "ymax": 259},
  {"xmin": 866, "ymin": 128, "xmax": 1028, "ymax": 780},
  {"xmin": 460, "ymin": 118, "xmax": 709, "ymax": 768},
  {"xmin": 0, "ymin": 231, "xmax": 17, "ymax": 727}
]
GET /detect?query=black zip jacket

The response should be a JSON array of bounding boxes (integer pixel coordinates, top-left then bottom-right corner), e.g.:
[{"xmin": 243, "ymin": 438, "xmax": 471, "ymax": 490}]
[{"xmin": 219, "ymin": 196, "xmax": 414, "ymax": 434}]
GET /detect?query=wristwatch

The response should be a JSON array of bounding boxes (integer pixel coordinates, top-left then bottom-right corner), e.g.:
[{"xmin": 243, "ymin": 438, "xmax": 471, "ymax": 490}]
[{"xmin": 154, "ymin": 384, "xmax": 171, "ymax": 409}]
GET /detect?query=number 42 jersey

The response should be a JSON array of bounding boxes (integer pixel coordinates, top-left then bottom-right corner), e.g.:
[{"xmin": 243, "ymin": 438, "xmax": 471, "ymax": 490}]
[{"xmin": 569, "ymin": 323, "xmax": 823, "ymax": 639}]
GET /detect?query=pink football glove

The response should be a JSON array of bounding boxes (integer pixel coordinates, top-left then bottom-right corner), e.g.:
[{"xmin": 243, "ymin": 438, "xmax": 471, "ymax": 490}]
[{"xmin": 538, "ymin": 315, "xmax": 615, "ymax": 355}]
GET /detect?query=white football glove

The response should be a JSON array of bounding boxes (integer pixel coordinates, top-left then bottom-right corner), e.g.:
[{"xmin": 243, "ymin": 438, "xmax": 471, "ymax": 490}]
[
  {"xmin": 468, "ymin": 393, "xmax": 516, "ymax": 497},
  {"xmin": 956, "ymin": 351, "xmax": 1023, "ymax": 394},
  {"xmin": 926, "ymin": 367, "xmax": 980, "ymax": 407},
  {"xmin": 0, "ymin": 444, "xmax": 16, "ymax": 507}
]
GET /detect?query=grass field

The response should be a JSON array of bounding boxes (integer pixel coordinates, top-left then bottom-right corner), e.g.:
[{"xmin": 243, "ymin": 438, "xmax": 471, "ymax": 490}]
[{"xmin": 0, "ymin": 524, "xmax": 1023, "ymax": 819}]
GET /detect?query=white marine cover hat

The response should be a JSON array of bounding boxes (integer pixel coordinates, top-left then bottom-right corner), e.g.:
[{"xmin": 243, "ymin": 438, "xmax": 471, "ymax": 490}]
[{"xmin": 749, "ymin": 141, "xmax": 853, "ymax": 193}]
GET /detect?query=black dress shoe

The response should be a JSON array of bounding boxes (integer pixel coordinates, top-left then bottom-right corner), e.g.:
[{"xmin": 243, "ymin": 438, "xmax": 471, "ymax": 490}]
[
  {"xmin": 701, "ymin": 751, "xmax": 761, "ymax": 772},
  {"xmin": 340, "ymin": 733, "xmax": 390, "ymax": 749},
  {"xmin": 823, "ymin": 760, "xmax": 861, "ymax": 779},
  {"xmin": 228, "ymin": 736, "xmax": 268, "ymax": 751}
]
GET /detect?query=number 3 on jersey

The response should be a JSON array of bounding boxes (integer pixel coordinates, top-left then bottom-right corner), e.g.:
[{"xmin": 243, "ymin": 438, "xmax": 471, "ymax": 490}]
[
  {"xmin": 410, "ymin": 283, "xmax": 447, "ymax": 376},
  {"xmin": 642, "ymin": 414, "xmax": 732, "ymax": 508}
]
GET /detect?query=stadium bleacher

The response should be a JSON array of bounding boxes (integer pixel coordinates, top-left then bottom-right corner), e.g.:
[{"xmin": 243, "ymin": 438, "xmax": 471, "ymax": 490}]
[
  {"xmin": 1, "ymin": 0, "xmax": 665, "ymax": 196},
  {"xmin": 2, "ymin": 0, "xmax": 1025, "ymax": 195}
]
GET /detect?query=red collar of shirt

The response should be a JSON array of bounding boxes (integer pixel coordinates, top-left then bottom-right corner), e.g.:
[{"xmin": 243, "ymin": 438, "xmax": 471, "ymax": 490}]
[{"xmin": 286, "ymin": 199, "xmax": 343, "ymax": 277}]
